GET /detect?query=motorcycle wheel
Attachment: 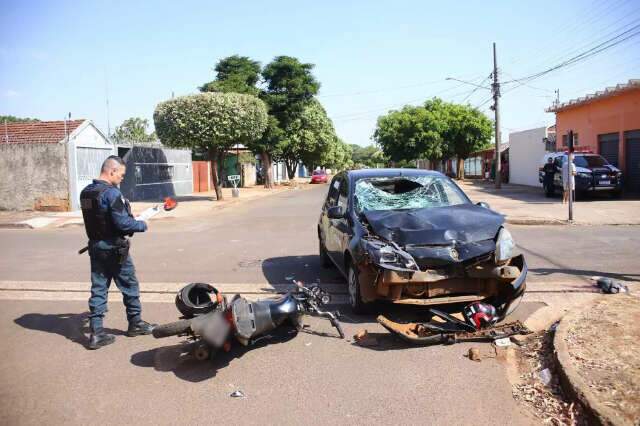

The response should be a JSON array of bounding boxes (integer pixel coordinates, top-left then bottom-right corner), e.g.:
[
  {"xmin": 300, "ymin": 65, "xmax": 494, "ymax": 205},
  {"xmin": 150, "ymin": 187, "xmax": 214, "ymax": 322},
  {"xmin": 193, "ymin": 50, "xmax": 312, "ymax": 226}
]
[{"xmin": 152, "ymin": 319, "xmax": 192, "ymax": 338}]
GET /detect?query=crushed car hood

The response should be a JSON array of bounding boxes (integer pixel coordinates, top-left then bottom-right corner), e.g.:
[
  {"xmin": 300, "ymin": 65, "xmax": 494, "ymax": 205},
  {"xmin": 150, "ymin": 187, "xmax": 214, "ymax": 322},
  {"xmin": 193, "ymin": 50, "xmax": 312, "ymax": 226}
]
[
  {"xmin": 363, "ymin": 204, "xmax": 504, "ymax": 246},
  {"xmin": 361, "ymin": 204, "xmax": 506, "ymax": 267}
]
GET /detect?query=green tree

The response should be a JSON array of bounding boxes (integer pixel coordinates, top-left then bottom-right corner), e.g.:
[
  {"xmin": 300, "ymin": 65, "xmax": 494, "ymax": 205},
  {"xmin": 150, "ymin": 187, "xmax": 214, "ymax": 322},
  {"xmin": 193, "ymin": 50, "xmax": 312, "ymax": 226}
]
[
  {"xmin": 0, "ymin": 115, "xmax": 39, "ymax": 123},
  {"xmin": 154, "ymin": 92, "xmax": 268, "ymax": 200},
  {"xmin": 350, "ymin": 144, "xmax": 385, "ymax": 168},
  {"xmin": 373, "ymin": 103, "xmax": 445, "ymax": 164},
  {"xmin": 252, "ymin": 55, "xmax": 321, "ymax": 188},
  {"xmin": 200, "ymin": 55, "xmax": 261, "ymax": 96},
  {"xmin": 440, "ymin": 102, "xmax": 493, "ymax": 179},
  {"xmin": 111, "ymin": 117, "xmax": 156, "ymax": 144},
  {"xmin": 277, "ymin": 99, "xmax": 336, "ymax": 178},
  {"xmin": 321, "ymin": 138, "xmax": 353, "ymax": 171}
]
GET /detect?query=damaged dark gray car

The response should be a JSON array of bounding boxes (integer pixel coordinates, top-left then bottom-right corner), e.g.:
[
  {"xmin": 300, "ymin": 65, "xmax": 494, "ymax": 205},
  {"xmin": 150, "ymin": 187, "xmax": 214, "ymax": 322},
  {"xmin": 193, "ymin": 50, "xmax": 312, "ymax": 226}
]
[{"xmin": 318, "ymin": 169, "xmax": 526, "ymax": 319}]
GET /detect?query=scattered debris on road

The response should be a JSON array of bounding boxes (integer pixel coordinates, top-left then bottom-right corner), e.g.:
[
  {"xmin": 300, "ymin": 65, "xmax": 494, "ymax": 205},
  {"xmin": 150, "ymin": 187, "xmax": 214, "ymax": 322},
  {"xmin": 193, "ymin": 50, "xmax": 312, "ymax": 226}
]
[
  {"xmin": 353, "ymin": 330, "xmax": 379, "ymax": 347},
  {"xmin": 467, "ymin": 347, "xmax": 481, "ymax": 362},
  {"xmin": 512, "ymin": 330, "xmax": 584, "ymax": 424},
  {"xmin": 377, "ymin": 312, "xmax": 531, "ymax": 346},
  {"xmin": 230, "ymin": 390, "xmax": 245, "ymax": 398},
  {"xmin": 494, "ymin": 337, "xmax": 512, "ymax": 347},
  {"xmin": 591, "ymin": 276, "xmax": 629, "ymax": 294}
]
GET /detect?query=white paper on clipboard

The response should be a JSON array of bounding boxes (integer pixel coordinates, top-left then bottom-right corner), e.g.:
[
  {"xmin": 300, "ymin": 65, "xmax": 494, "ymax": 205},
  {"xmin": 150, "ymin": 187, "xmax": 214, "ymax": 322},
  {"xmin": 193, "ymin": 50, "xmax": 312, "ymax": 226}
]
[{"xmin": 135, "ymin": 206, "xmax": 160, "ymax": 221}]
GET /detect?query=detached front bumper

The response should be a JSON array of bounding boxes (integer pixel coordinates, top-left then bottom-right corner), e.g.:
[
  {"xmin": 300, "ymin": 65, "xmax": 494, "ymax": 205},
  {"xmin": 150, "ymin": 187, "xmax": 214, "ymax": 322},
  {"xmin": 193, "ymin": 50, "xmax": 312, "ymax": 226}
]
[{"xmin": 358, "ymin": 253, "xmax": 527, "ymax": 318}]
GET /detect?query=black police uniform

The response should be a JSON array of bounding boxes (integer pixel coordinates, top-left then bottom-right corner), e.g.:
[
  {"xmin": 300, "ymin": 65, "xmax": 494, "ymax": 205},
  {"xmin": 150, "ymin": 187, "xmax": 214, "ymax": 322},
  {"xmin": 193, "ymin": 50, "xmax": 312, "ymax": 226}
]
[{"xmin": 80, "ymin": 179, "xmax": 147, "ymax": 333}]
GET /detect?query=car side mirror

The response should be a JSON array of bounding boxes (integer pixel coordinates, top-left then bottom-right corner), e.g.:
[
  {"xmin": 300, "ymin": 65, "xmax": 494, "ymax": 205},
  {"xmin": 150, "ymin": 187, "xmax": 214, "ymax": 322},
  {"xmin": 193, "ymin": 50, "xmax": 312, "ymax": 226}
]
[
  {"xmin": 327, "ymin": 206, "xmax": 344, "ymax": 219},
  {"xmin": 476, "ymin": 201, "xmax": 490, "ymax": 209}
]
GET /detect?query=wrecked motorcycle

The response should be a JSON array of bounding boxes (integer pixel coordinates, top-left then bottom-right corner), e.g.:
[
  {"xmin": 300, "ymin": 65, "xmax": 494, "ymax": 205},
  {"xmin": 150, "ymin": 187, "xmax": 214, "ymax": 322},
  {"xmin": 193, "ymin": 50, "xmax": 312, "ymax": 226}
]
[{"xmin": 153, "ymin": 281, "xmax": 344, "ymax": 360}]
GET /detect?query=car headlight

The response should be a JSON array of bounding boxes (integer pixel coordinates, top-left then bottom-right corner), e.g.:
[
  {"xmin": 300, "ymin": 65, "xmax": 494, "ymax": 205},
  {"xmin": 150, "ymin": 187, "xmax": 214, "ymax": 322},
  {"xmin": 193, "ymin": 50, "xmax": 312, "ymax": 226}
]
[
  {"xmin": 495, "ymin": 227, "xmax": 515, "ymax": 263},
  {"xmin": 379, "ymin": 245, "xmax": 398, "ymax": 263},
  {"xmin": 577, "ymin": 172, "xmax": 591, "ymax": 178}
]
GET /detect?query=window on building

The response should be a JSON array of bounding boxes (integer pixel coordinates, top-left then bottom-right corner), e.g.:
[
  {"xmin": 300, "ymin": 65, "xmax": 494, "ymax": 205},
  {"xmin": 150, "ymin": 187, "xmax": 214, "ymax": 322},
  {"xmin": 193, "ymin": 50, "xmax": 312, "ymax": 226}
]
[
  {"xmin": 562, "ymin": 133, "xmax": 579, "ymax": 147},
  {"xmin": 135, "ymin": 165, "xmax": 143, "ymax": 185},
  {"xmin": 158, "ymin": 165, "xmax": 174, "ymax": 181}
]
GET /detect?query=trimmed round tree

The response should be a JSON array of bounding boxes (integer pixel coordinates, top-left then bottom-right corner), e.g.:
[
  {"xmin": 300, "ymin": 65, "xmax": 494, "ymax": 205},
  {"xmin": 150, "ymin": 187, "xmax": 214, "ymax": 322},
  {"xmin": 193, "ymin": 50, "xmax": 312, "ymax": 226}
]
[{"xmin": 154, "ymin": 92, "xmax": 267, "ymax": 200}]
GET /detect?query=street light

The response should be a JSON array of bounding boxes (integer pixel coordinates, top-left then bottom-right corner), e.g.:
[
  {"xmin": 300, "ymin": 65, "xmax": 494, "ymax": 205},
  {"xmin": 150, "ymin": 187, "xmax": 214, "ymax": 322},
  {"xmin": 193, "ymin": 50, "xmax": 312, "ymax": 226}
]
[{"xmin": 445, "ymin": 77, "xmax": 491, "ymax": 90}]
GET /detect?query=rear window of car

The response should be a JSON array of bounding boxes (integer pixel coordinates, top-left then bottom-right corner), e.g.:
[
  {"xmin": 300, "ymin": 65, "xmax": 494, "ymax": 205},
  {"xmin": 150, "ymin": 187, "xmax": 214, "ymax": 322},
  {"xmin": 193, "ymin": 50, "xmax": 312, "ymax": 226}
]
[
  {"xmin": 313, "ymin": 170, "xmax": 325, "ymax": 175},
  {"xmin": 353, "ymin": 175, "xmax": 469, "ymax": 213}
]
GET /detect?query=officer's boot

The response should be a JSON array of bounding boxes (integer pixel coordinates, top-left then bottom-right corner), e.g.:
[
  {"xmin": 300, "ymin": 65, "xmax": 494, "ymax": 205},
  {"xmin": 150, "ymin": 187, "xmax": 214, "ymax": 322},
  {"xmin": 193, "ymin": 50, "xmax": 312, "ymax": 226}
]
[
  {"xmin": 126, "ymin": 320, "xmax": 156, "ymax": 337},
  {"xmin": 88, "ymin": 328, "xmax": 115, "ymax": 350}
]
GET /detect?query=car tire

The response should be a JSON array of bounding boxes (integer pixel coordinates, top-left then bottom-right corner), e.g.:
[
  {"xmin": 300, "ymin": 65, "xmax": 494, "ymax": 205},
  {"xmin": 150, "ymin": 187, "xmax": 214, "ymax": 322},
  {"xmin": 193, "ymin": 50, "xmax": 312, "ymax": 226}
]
[
  {"xmin": 319, "ymin": 238, "xmax": 332, "ymax": 268},
  {"xmin": 347, "ymin": 263, "xmax": 371, "ymax": 315}
]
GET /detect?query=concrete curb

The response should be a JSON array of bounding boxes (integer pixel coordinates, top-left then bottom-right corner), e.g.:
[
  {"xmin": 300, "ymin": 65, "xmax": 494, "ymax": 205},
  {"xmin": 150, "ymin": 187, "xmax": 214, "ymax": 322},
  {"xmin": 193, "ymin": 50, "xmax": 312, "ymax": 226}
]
[
  {"xmin": 506, "ymin": 217, "xmax": 567, "ymax": 226},
  {"xmin": 553, "ymin": 301, "xmax": 617, "ymax": 426},
  {"xmin": 0, "ymin": 222, "xmax": 33, "ymax": 229}
]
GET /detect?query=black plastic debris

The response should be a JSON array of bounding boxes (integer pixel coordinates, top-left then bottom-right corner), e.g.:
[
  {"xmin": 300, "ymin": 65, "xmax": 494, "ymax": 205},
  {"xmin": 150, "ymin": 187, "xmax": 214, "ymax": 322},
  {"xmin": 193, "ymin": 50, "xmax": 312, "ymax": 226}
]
[{"xmin": 594, "ymin": 277, "xmax": 628, "ymax": 294}]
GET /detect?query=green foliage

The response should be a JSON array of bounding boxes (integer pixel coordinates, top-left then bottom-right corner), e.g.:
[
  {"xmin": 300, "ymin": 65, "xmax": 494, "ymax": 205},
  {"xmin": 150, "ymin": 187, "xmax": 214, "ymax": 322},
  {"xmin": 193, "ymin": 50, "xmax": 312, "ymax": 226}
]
[
  {"xmin": 321, "ymin": 138, "xmax": 354, "ymax": 171},
  {"xmin": 261, "ymin": 56, "xmax": 320, "ymax": 126},
  {"xmin": 439, "ymin": 102, "xmax": 493, "ymax": 159},
  {"xmin": 0, "ymin": 115, "xmax": 39, "ymax": 123},
  {"xmin": 111, "ymin": 117, "xmax": 156, "ymax": 144},
  {"xmin": 278, "ymin": 99, "xmax": 336, "ymax": 168},
  {"xmin": 373, "ymin": 98, "xmax": 493, "ymax": 168},
  {"xmin": 350, "ymin": 144, "xmax": 386, "ymax": 168},
  {"xmin": 153, "ymin": 92, "xmax": 268, "ymax": 150},
  {"xmin": 373, "ymin": 103, "xmax": 445, "ymax": 163},
  {"xmin": 200, "ymin": 55, "xmax": 261, "ymax": 96}
]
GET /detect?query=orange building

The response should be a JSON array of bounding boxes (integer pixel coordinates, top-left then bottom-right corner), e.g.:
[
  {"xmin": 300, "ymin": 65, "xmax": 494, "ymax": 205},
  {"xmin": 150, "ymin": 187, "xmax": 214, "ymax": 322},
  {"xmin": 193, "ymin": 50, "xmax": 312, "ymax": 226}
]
[{"xmin": 547, "ymin": 79, "xmax": 640, "ymax": 192}]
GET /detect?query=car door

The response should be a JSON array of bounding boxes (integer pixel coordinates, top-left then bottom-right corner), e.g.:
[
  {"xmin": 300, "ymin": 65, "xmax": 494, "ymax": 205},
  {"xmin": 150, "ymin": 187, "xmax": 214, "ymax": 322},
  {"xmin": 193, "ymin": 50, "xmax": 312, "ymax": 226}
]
[
  {"xmin": 331, "ymin": 175, "xmax": 351, "ymax": 273},
  {"xmin": 321, "ymin": 175, "xmax": 341, "ymax": 261}
]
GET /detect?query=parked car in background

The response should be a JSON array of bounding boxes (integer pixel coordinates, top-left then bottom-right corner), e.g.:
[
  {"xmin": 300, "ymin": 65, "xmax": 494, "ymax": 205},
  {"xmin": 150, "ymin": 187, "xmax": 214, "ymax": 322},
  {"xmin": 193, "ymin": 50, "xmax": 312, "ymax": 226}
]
[
  {"xmin": 310, "ymin": 169, "xmax": 328, "ymax": 184},
  {"xmin": 538, "ymin": 152, "xmax": 622, "ymax": 198},
  {"xmin": 317, "ymin": 169, "xmax": 526, "ymax": 316}
]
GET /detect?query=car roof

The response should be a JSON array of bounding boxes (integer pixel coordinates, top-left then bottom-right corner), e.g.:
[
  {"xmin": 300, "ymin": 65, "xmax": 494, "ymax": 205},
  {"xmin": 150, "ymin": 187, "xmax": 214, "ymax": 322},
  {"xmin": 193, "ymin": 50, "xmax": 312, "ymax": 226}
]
[{"xmin": 345, "ymin": 168, "xmax": 445, "ymax": 181}]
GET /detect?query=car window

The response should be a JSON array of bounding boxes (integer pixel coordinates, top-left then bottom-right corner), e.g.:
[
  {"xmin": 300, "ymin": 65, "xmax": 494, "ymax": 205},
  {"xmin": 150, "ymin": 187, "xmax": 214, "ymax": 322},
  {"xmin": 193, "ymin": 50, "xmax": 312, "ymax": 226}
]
[
  {"xmin": 338, "ymin": 176, "xmax": 348, "ymax": 209},
  {"xmin": 326, "ymin": 176, "xmax": 340, "ymax": 207}
]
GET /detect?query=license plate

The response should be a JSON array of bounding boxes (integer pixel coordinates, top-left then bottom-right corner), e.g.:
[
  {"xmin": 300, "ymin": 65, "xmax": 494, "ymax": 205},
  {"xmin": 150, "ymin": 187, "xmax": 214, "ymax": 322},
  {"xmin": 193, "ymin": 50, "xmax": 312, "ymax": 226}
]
[{"xmin": 599, "ymin": 180, "xmax": 610, "ymax": 185}]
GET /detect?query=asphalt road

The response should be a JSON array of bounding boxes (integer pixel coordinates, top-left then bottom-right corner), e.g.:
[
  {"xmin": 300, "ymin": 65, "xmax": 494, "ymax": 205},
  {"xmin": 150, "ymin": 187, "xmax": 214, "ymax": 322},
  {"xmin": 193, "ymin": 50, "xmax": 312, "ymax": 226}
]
[
  {"xmin": 1, "ymin": 184, "xmax": 638, "ymax": 425},
  {"xmin": 1, "ymin": 184, "xmax": 638, "ymax": 286}
]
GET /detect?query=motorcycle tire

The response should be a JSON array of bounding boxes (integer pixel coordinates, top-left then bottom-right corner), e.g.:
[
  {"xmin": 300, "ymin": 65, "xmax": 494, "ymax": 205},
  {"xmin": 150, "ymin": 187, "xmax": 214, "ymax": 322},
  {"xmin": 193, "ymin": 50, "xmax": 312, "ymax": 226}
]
[{"xmin": 152, "ymin": 319, "xmax": 192, "ymax": 338}]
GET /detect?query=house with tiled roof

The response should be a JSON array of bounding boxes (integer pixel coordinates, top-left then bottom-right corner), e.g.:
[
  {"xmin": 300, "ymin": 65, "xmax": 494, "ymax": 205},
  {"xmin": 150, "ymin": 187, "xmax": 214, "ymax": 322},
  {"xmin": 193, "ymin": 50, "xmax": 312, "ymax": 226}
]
[{"xmin": 0, "ymin": 119, "xmax": 114, "ymax": 211}]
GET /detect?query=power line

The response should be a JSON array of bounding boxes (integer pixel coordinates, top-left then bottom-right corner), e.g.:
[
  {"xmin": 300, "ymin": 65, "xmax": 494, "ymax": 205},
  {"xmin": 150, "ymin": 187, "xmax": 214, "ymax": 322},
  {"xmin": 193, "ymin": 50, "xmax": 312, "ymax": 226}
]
[{"xmin": 503, "ymin": 23, "xmax": 640, "ymax": 87}]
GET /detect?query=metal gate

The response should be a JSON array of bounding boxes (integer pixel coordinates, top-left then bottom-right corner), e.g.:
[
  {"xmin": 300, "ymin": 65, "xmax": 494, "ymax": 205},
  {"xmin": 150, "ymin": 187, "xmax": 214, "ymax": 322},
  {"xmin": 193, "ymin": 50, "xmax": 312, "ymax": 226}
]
[
  {"xmin": 192, "ymin": 161, "xmax": 209, "ymax": 192},
  {"xmin": 625, "ymin": 130, "xmax": 640, "ymax": 193},
  {"xmin": 76, "ymin": 147, "xmax": 114, "ymax": 194},
  {"xmin": 598, "ymin": 133, "xmax": 619, "ymax": 167}
]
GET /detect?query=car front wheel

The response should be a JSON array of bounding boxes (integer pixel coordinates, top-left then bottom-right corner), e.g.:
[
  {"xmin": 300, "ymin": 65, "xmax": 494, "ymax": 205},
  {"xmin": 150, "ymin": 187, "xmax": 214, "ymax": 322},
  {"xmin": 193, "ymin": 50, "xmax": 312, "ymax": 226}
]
[
  {"xmin": 347, "ymin": 263, "xmax": 370, "ymax": 314},
  {"xmin": 319, "ymin": 238, "xmax": 332, "ymax": 268}
]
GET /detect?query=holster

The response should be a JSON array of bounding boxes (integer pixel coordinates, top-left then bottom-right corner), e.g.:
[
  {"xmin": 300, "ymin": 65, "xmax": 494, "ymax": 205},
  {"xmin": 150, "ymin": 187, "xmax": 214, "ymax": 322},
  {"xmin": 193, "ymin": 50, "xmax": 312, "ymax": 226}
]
[{"xmin": 114, "ymin": 238, "xmax": 130, "ymax": 265}]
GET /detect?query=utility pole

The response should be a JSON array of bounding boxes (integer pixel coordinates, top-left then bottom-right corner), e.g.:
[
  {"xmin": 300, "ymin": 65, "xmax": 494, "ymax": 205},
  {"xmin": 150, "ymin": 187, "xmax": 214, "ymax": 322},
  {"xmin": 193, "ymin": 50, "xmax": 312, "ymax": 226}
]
[
  {"xmin": 568, "ymin": 130, "xmax": 574, "ymax": 222},
  {"xmin": 492, "ymin": 42, "xmax": 502, "ymax": 189}
]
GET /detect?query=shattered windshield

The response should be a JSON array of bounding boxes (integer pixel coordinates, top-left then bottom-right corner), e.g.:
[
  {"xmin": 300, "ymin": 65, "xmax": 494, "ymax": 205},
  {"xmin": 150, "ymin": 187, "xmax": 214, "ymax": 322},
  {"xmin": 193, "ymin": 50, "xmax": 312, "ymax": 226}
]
[{"xmin": 354, "ymin": 175, "xmax": 469, "ymax": 213}]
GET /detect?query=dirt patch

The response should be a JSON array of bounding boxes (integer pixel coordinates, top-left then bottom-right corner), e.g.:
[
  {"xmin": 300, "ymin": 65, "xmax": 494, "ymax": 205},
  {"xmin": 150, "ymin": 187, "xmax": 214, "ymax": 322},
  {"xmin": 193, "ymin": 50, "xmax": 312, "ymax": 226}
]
[
  {"xmin": 564, "ymin": 295, "xmax": 640, "ymax": 425},
  {"xmin": 512, "ymin": 330, "xmax": 586, "ymax": 424}
]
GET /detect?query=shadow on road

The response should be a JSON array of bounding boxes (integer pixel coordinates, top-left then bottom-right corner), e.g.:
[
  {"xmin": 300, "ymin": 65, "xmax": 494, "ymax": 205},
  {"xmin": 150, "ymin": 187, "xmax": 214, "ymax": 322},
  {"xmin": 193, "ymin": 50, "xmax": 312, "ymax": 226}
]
[
  {"xmin": 261, "ymin": 255, "xmax": 345, "ymax": 285},
  {"xmin": 130, "ymin": 326, "xmax": 297, "ymax": 382},
  {"xmin": 13, "ymin": 312, "xmax": 125, "ymax": 349}
]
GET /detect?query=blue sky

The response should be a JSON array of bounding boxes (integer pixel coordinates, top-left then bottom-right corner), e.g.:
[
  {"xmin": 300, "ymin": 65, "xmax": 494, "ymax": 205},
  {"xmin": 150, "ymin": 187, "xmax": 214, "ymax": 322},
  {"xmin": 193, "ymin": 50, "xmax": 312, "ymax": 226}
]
[{"xmin": 1, "ymin": 0, "xmax": 639, "ymax": 146}]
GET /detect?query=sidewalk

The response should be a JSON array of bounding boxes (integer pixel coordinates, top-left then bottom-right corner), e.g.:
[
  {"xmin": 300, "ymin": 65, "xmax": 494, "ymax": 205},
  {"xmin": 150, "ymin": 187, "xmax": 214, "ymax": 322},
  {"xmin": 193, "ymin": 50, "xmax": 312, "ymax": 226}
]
[
  {"xmin": 458, "ymin": 180, "xmax": 640, "ymax": 226},
  {"xmin": 0, "ymin": 181, "xmax": 314, "ymax": 230},
  {"xmin": 554, "ymin": 293, "xmax": 640, "ymax": 425}
]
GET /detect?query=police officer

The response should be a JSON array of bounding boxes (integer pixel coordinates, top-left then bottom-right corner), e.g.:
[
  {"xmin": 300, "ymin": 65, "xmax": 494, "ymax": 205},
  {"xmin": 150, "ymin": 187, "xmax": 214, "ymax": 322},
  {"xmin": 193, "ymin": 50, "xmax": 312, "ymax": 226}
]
[
  {"xmin": 542, "ymin": 157, "xmax": 555, "ymax": 197},
  {"xmin": 80, "ymin": 155, "xmax": 155, "ymax": 349}
]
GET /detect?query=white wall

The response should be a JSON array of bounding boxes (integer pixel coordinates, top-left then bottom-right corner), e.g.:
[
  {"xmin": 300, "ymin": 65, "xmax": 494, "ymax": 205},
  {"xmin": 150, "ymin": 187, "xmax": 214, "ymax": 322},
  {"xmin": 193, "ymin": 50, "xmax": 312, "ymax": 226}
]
[{"xmin": 508, "ymin": 127, "xmax": 548, "ymax": 187}]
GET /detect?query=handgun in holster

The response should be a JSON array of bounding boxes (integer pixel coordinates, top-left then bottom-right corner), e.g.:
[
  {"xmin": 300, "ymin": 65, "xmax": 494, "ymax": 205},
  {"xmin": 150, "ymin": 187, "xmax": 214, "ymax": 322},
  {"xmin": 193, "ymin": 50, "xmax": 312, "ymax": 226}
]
[{"xmin": 114, "ymin": 238, "xmax": 130, "ymax": 265}]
